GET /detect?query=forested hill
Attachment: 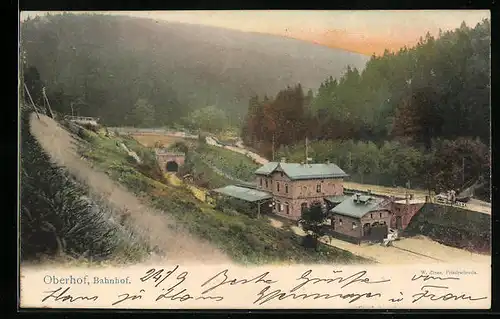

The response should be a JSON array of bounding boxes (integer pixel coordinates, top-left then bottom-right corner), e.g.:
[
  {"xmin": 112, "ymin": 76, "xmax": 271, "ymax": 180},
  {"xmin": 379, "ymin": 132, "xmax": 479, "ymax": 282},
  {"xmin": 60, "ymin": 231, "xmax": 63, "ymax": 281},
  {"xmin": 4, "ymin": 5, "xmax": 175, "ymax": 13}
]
[
  {"xmin": 242, "ymin": 19, "xmax": 491, "ymax": 199},
  {"xmin": 243, "ymin": 19, "xmax": 491, "ymax": 148},
  {"xmin": 20, "ymin": 13, "xmax": 369, "ymax": 127}
]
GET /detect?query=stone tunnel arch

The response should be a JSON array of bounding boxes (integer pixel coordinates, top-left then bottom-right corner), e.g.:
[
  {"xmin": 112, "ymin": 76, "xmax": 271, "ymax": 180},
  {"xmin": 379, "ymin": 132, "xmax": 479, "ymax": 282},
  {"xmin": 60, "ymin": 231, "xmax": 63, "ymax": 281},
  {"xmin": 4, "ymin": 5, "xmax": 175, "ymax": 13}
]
[{"xmin": 166, "ymin": 161, "xmax": 179, "ymax": 172}]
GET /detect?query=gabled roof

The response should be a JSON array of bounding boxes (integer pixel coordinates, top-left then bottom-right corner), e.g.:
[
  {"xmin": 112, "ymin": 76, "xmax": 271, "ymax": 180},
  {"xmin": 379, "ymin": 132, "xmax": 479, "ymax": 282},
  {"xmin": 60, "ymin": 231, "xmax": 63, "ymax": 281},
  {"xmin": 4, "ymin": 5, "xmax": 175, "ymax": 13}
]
[
  {"xmin": 324, "ymin": 195, "xmax": 351, "ymax": 204},
  {"xmin": 255, "ymin": 162, "xmax": 348, "ymax": 180},
  {"xmin": 211, "ymin": 185, "xmax": 272, "ymax": 202},
  {"xmin": 331, "ymin": 195, "xmax": 387, "ymax": 219}
]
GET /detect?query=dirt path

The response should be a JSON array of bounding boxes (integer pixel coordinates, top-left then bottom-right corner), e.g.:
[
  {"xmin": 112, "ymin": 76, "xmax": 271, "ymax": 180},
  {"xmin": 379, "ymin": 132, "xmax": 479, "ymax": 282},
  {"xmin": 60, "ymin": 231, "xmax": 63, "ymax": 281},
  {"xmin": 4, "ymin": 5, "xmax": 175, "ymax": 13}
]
[
  {"xmin": 29, "ymin": 114, "xmax": 231, "ymax": 265},
  {"xmin": 285, "ymin": 224, "xmax": 489, "ymax": 265},
  {"xmin": 268, "ymin": 217, "xmax": 284, "ymax": 229},
  {"xmin": 265, "ymin": 216, "xmax": 488, "ymax": 264}
]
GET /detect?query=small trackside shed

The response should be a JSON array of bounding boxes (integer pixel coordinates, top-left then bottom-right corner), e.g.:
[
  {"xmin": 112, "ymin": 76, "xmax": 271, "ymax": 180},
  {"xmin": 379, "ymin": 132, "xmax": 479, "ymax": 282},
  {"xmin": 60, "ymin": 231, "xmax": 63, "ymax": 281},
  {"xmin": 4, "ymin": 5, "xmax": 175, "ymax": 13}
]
[
  {"xmin": 208, "ymin": 185, "xmax": 273, "ymax": 217},
  {"xmin": 329, "ymin": 194, "xmax": 392, "ymax": 244}
]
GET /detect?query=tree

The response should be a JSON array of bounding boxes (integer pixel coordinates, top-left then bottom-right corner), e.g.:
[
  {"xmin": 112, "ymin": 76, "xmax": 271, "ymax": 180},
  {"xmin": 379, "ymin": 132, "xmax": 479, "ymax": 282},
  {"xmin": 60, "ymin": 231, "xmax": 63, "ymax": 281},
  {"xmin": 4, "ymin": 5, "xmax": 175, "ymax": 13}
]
[
  {"xmin": 392, "ymin": 86, "xmax": 444, "ymax": 149},
  {"xmin": 427, "ymin": 137, "xmax": 490, "ymax": 194},
  {"xmin": 300, "ymin": 201, "xmax": 328, "ymax": 250},
  {"xmin": 126, "ymin": 98, "xmax": 155, "ymax": 127},
  {"xmin": 187, "ymin": 105, "xmax": 228, "ymax": 133}
]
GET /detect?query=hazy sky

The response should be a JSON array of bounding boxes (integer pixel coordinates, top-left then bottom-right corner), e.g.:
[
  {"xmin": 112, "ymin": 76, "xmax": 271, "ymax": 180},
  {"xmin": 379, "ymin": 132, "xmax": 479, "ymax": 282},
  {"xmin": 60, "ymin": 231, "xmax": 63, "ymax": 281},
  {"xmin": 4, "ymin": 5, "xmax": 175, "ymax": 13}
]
[{"xmin": 20, "ymin": 10, "xmax": 490, "ymax": 55}]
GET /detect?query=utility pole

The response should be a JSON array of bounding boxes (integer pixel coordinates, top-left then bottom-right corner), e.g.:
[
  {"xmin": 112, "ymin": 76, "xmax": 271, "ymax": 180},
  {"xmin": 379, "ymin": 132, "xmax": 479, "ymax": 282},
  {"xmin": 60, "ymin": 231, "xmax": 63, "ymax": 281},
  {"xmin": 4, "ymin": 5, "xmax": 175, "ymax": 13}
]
[
  {"xmin": 272, "ymin": 134, "xmax": 275, "ymax": 161},
  {"xmin": 23, "ymin": 83, "xmax": 40, "ymax": 119},
  {"xmin": 462, "ymin": 157, "xmax": 465, "ymax": 185},
  {"xmin": 305, "ymin": 136, "xmax": 309, "ymax": 165},
  {"xmin": 42, "ymin": 87, "xmax": 55, "ymax": 118}
]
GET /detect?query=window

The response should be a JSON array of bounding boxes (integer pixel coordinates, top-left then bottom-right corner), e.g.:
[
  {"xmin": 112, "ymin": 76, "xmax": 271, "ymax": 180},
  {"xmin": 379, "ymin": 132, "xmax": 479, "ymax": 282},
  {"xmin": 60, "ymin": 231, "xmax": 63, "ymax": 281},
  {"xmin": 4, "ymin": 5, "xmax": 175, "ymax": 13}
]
[
  {"xmin": 285, "ymin": 184, "xmax": 289, "ymax": 193},
  {"xmin": 265, "ymin": 179, "xmax": 268, "ymax": 188},
  {"xmin": 281, "ymin": 172, "xmax": 284, "ymax": 177},
  {"xmin": 339, "ymin": 219, "xmax": 343, "ymax": 226},
  {"xmin": 316, "ymin": 184, "xmax": 321, "ymax": 193},
  {"xmin": 260, "ymin": 178, "xmax": 262, "ymax": 186},
  {"xmin": 352, "ymin": 222, "xmax": 357, "ymax": 230},
  {"xmin": 277, "ymin": 183, "xmax": 280, "ymax": 192},
  {"xmin": 276, "ymin": 200, "xmax": 280, "ymax": 211},
  {"xmin": 379, "ymin": 212, "xmax": 383, "ymax": 218},
  {"xmin": 280, "ymin": 204, "xmax": 284, "ymax": 212},
  {"xmin": 285, "ymin": 203, "xmax": 290, "ymax": 215},
  {"xmin": 370, "ymin": 213, "xmax": 373, "ymax": 219}
]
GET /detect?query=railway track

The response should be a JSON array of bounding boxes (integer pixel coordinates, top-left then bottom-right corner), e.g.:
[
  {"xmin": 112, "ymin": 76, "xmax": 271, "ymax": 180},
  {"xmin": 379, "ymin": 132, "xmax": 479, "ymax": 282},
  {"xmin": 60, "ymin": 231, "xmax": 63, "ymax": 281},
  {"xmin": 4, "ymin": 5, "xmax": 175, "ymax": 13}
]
[{"xmin": 390, "ymin": 245, "xmax": 444, "ymax": 262}]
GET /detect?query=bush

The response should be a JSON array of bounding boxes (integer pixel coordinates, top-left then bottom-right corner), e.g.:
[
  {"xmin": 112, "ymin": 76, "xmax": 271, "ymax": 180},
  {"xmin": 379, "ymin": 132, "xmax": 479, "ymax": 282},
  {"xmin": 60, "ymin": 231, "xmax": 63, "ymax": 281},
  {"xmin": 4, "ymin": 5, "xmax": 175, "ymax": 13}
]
[
  {"xmin": 215, "ymin": 197, "xmax": 256, "ymax": 218},
  {"xmin": 170, "ymin": 141, "xmax": 189, "ymax": 154},
  {"xmin": 77, "ymin": 127, "xmax": 97, "ymax": 143}
]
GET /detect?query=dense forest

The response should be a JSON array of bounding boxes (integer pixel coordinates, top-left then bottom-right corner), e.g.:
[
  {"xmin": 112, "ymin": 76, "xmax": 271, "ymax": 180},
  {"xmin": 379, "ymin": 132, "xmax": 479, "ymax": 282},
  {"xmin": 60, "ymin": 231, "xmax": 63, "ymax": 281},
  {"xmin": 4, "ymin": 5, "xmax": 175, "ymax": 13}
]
[
  {"xmin": 242, "ymin": 20, "xmax": 490, "ymax": 199},
  {"xmin": 20, "ymin": 12, "xmax": 368, "ymax": 128}
]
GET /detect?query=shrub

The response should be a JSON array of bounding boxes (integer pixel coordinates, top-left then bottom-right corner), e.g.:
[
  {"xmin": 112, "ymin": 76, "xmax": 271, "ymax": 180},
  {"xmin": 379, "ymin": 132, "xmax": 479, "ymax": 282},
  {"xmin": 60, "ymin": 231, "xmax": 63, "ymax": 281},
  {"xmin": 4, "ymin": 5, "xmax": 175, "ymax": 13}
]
[{"xmin": 170, "ymin": 141, "xmax": 189, "ymax": 154}]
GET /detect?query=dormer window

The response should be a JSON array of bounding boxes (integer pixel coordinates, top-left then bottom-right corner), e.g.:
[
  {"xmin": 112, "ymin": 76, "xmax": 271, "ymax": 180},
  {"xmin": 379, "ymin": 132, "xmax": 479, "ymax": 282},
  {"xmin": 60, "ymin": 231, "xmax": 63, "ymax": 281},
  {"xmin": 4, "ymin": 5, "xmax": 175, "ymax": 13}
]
[
  {"xmin": 260, "ymin": 178, "xmax": 262, "ymax": 186},
  {"xmin": 281, "ymin": 172, "xmax": 284, "ymax": 177}
]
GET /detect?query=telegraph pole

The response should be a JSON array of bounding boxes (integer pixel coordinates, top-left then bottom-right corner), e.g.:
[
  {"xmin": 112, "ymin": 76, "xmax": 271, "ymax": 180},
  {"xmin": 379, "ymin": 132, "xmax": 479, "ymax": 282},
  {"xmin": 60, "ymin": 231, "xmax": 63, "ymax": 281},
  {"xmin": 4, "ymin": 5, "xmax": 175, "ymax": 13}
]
[
  {"xmin": 272, "ymin": 134, "xmax": 275, "ymax": 161},
  {"xmin": 42, "ymin": 87, "xmax": 55, "ymax": 118},
  {"xmin": 305, "ymin": 136, "xmax": 309, "ymax": 165},
  {"xmin": 462, "ymin": 157, "xmax": 465, "ymax": 185},
  {"xmin": 23, "ymin": 83, "xmax": 40, "ymax": 119}
]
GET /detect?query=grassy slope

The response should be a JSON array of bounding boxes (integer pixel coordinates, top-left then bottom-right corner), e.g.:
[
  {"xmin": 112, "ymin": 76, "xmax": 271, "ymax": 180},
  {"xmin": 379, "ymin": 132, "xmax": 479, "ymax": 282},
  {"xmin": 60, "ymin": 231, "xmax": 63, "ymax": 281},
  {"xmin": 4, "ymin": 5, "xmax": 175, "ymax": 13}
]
[
  {"xmin": 195, "ymin": 144, "xmax": 259, "ymax": 182},
  {"xmin": 21, "ymin": 112, "xmax": 150, "ymax": 264},
  {"xmin": 80, "ymin": 131, "xmax": 370, "ymax": 265}
]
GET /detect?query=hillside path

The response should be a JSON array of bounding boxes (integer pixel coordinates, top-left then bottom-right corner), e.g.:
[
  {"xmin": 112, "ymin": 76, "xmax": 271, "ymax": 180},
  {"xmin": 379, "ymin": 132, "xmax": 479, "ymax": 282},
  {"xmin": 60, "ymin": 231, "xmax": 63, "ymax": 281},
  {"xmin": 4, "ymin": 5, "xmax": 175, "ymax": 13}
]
[{"xmin": 29, "ymin": 114, "xmax": 232, "ymax": 265}]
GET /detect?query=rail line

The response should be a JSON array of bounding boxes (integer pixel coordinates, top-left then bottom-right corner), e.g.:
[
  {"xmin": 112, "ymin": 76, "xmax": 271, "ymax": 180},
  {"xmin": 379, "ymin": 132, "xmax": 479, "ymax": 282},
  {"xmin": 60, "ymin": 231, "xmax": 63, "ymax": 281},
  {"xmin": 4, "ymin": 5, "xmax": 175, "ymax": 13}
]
[{"xmin": 390, "ymin": 245, "xmax": 444, "ymax": 262}]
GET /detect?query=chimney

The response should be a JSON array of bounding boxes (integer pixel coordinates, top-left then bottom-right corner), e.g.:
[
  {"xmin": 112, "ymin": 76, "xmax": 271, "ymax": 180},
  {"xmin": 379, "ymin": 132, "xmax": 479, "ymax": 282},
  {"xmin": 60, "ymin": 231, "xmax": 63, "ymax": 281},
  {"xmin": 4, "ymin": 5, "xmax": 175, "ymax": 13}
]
[
  {"xmin": 281, "ymin": 157, "xmax": 286, "ymax": 163},
  {"xmin": 355, "ymin": 193, "xmax": 361, "ymax": 203}
]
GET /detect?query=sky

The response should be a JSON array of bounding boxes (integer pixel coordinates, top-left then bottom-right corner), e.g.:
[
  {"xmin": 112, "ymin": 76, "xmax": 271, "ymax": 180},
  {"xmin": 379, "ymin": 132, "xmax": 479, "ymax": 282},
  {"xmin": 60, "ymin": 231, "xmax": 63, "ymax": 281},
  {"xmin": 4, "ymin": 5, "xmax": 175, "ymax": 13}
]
[{"xmin": 20, "ymin": 10, "xmax": 490, "ymax": 55}]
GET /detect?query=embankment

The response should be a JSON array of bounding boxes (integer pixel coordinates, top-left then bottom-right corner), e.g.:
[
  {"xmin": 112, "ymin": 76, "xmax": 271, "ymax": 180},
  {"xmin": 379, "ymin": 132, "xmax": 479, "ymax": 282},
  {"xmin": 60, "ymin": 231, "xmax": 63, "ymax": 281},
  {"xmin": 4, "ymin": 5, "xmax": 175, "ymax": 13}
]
[
  {"xmin": 20, "ymin": 111, "xmax": 150, "ymax": 264},
  {"xmin": 403, "ymin": 203, "xmax": 491, "ymax": 254}
]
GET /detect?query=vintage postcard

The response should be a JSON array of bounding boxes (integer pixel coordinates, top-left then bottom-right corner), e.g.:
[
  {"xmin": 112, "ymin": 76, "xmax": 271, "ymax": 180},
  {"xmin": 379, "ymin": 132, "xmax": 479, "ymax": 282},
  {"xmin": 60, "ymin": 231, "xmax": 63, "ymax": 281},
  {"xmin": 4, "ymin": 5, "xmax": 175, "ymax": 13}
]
[{"xmin": 19, "ymin": 10, "xmax": 491, "ymax": 309}]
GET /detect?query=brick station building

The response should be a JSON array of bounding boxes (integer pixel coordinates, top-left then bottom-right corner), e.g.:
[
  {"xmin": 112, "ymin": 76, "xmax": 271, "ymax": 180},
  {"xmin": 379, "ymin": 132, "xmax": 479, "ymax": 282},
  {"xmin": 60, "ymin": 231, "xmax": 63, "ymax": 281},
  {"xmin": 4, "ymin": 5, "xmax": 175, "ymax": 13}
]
[{"xmin": 210, "ymin": 159, "xmax": 422, "ymax": 244}]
